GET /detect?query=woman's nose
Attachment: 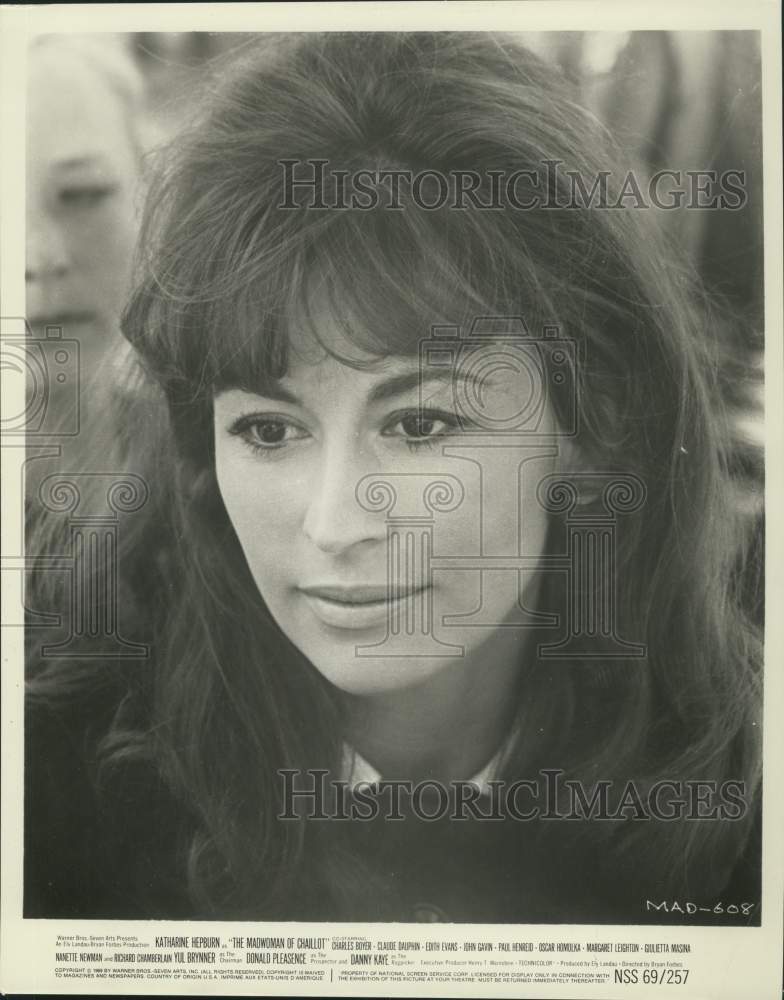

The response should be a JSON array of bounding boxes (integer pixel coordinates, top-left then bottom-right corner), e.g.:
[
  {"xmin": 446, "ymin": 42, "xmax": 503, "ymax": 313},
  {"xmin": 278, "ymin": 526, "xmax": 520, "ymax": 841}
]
[
  {"xmin": 302, "ymin": 443, "xmax": 385, "ymax": 554},
  {"xmin": 25, "ymin": 214, "xmax": 70, "ymax": 284}
]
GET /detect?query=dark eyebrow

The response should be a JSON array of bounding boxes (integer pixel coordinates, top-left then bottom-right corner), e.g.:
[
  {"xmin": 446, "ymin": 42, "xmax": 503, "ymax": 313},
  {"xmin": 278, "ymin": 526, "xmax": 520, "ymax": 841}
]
[
  {"xmin": 367, "ymin": 369, "xmax": 463, "ymax": 404},
  {"xmin": 233, "ymin": 368, "xmax": 483, "ymax": 406},
  {"xmin": 54, "ymin": 156, "xmax": 109, "ymax": 171},
  {"xmin": 239, "ymin": 377, "xmax": 301, "ymax": 405}
]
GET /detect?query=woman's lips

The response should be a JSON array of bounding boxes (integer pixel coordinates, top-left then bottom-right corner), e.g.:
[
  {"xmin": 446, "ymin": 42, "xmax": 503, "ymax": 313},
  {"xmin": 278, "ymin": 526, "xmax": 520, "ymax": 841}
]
[
  {"xmin": 30, "ymin": 312, "xmax": 97, "ymax": 335},
  {"xmin": 298, "ymin": 584, "xmax": 430, "ymax": 630}
]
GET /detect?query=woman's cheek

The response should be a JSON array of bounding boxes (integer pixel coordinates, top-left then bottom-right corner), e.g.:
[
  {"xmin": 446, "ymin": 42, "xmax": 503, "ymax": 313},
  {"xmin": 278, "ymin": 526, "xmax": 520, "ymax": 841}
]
[{"xmin": 216, "ymin": 451, "xmax": 307, "ymax": 562}]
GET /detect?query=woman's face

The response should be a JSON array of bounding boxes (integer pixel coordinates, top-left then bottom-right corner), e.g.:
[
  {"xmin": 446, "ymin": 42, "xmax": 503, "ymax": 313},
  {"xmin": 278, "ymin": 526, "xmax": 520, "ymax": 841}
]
[
  {"xmin": 26, "ymin": 46, "xmax": 141, "ymax": 379},
  {"xmin": 215, "ymin": 315, "xmax": 561, "ymax": 697}
]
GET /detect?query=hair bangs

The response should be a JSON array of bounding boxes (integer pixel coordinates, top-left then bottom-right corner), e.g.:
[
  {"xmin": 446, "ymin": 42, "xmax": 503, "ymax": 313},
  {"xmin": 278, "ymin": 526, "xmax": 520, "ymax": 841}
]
[{"xmin": 205, "ymin": 202, "xmax": 542, "ymax": 395}]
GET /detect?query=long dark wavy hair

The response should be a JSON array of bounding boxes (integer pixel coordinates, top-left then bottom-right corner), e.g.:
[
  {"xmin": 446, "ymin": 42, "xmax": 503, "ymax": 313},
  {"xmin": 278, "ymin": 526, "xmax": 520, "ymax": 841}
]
[{"xmin": 27, "ymin": 32, "xmax": 763, "ymax": 918}]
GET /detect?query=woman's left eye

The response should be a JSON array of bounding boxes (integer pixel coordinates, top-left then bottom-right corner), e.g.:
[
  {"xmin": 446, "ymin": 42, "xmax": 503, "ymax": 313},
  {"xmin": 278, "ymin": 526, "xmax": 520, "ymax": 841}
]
[{"xmin": 382, "ymin": 410, "xmax": 460, "ymax": 450}]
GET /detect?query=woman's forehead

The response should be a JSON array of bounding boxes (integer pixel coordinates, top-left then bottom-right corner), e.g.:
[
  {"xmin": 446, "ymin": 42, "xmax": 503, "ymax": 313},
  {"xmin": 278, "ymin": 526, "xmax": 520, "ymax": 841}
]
[
  {"xmin": 231, "ymin": 324, "xmax": 552, "ymax": 429},
  {"xmin": 28, "ymin": 49, "xmax": 137, "ymax": 169}
]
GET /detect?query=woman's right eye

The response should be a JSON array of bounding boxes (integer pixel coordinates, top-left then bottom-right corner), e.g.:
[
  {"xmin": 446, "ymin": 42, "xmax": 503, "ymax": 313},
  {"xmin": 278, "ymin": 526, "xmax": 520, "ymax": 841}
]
[
  {"xmin": 58, "ymin": 184, "xmax": 116, "ymax": 209},
  {"xmin": 228, "ymin": 415, "xmax": 310, "ymax": 454}
]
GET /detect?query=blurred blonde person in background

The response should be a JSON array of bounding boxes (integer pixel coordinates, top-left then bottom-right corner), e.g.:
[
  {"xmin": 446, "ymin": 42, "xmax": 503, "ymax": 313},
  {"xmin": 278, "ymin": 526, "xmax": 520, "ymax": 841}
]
[{"xmin": 26, "ymin": 35, "xmax": 151, "ymax": 434}]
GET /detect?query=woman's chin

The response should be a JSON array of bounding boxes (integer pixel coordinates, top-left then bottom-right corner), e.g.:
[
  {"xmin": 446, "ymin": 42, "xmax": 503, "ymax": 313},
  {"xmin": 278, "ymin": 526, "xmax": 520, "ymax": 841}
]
[{"xmin": 297, "ymin": 645, "xmax": 465, "ymax": 697}]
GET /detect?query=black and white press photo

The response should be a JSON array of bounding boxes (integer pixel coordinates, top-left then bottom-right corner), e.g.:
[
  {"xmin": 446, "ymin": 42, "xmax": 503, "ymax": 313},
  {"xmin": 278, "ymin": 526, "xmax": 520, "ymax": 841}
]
[{"xmin": 1, "ymin": 4, "xmax": 781, "ymax": 999}]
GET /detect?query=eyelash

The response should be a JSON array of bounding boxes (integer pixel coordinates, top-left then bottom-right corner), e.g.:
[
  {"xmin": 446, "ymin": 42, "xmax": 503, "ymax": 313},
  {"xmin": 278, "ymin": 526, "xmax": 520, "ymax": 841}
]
[
  {"xmin": 228, "ymin": 412, "xmax": 307, "ymax": 456},
  {"xmin": 385, "ymin": 408, "xmax": 462, "ymax": 453},
  {"xmin": 227, "ymin": 408, "xmax": 463, "ymax": 457}
]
